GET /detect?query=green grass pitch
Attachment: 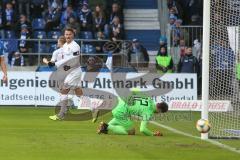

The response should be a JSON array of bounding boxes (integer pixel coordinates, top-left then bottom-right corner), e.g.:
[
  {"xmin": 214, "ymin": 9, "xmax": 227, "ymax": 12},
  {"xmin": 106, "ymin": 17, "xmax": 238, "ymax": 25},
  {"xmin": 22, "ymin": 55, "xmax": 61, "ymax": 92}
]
[{"xmin": 0, "ymin": 107, "xmax": 239, "ymax": 160}]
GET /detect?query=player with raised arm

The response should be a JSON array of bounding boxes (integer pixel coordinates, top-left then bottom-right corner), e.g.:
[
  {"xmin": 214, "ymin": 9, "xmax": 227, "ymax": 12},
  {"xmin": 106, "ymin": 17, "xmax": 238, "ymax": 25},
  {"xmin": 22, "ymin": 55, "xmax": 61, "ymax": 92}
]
[
  {"xmin": 43, "ymin": 36, "xmax": 75, "ymax": 108},
  {"xmin": 0, "ymin": 41, "xmax": 8, "ymax": 83},
  {"xmin": 43, "ymin": 36, "xmax": 66, "ymax": 65},
  {"xmin": 97, "ymin": 90, "xmax": 168, "ymax": 136},
  {"xmin": 45, "ymin": 28, "xmax": 82, "ymax": 120}
]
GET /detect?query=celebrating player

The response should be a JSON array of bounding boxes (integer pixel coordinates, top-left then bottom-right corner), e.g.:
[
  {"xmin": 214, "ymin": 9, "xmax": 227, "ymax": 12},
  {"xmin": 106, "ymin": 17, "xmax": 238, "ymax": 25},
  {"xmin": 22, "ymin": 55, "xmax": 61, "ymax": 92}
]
[
  {"xmin": 97, "ymin": 90, "xmax": 168, "ymax": 136},
  {"xmin": 0, "ymin": 41, "xmax": 7, "ymax": 83},
  {"xmin": 45, "ymin": 28, "xmax": 82, "ymax": 120},
  {"xmin": 43, "ymin": 35, "xmax": 75, "ymax": 108},
  {"xmin": 43, "ymin": 36, "xmax": 66, "ymax": 65}
]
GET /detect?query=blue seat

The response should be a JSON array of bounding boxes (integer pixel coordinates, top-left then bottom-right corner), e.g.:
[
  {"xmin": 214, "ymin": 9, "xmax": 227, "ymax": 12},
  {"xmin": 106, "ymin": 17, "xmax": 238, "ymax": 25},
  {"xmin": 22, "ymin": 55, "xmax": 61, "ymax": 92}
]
[
  {"xmin": 81, "ymin": 44, "xmax": 96, "ymax": 54},
  {"xmin": 34, "ymin": 31, "xmax": 47, "ymax": 39},
  {"xmin": 47, "ymin": 31, "xmax": 62, "ymax": 39},
  {"xmin": 49, "ymin": 43, "xmax": 58, "ymax": 53},
  {"xmin": 4, "ymin": 30, "xmax": 15, "ymax": 39},
  {"xmin": 125, "ymin": 0, "xmax": 157, "ymax": 9},
  {"xmin": 34, "ymin": 43, "xmax": 48, "ymax": 53},
  {"xmin": 79, "ymin": 31, "xmax": 93, "ymax": 39},
  {"xmin": 36, "ymin": 66, "xmax": 57, "ymax": 72},
  {"xmin": 32, "ymin": 18, "xmax": 46, "ymax": 30},
  {"xmin": 2, "ymin": 39, "xmax": 18, "ymax": 53}
]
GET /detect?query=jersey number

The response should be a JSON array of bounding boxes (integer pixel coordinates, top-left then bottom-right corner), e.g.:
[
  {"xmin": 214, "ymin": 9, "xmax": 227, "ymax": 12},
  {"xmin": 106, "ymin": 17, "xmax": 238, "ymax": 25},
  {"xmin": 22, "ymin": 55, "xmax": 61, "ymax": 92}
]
[{"xmin": 128, "ymin": 96, "xmax": 148, "ymax": 106}]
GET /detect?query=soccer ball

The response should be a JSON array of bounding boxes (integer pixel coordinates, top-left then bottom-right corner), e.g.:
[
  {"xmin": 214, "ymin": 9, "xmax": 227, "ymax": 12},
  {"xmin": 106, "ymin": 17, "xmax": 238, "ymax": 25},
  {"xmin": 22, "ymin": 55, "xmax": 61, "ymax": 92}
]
[{"xmin": 196, "ymin": 119, "xmax": 211, "ymax": 133}]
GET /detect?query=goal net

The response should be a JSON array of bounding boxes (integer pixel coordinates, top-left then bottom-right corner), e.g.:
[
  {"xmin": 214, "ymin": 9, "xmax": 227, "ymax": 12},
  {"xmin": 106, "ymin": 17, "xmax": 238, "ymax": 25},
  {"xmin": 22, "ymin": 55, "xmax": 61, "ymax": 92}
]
[{"xmin": 208, "ymin": 0, "xmax": 240, "ymax": 139}]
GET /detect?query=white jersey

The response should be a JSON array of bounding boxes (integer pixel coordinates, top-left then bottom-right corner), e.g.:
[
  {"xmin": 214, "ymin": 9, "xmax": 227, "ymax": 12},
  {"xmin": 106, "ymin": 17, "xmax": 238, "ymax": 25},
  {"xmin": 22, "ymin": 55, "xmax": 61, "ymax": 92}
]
[
  {"xmin": 51, "ymin": 47, "xmax": 64, "ymax": 62},
  {"xmin": 55, "ymin": 40, "xmax": 80, "ymax": 68}
]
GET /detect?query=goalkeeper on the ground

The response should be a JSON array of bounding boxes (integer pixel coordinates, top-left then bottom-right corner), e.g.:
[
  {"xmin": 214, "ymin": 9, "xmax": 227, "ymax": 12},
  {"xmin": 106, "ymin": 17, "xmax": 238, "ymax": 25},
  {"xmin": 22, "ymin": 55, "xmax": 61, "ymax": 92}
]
[{"xmin": 97, "ymin": 91, "xmax": 168, "ymax": 136}]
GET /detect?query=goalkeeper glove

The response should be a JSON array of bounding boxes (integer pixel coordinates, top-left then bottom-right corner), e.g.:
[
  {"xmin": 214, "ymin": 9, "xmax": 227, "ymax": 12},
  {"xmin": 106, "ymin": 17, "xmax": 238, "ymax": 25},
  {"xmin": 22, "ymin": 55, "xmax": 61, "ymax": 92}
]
[{"xmin": 153, "ymin": 131, "xmax": 163, "ymax": 136}]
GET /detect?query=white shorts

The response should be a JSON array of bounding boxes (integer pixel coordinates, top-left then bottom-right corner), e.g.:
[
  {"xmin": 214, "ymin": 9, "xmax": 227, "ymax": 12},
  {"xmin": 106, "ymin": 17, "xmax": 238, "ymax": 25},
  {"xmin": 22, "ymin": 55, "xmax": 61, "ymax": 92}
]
[{"xmin": 63, "ymin": 67, "xmax": 82, "ymax": 89}]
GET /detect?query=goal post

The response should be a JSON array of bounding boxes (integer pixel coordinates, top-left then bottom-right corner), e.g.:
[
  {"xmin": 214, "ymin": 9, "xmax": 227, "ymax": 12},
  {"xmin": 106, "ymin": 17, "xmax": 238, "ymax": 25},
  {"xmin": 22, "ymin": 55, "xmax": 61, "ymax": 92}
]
[
  {"xmin": 201, "ymin": 0, "xmax": 211, "ymax": 140},
  {"xmin": 202, "ymin": 0, "xmax": 240, "ymax": 139}
]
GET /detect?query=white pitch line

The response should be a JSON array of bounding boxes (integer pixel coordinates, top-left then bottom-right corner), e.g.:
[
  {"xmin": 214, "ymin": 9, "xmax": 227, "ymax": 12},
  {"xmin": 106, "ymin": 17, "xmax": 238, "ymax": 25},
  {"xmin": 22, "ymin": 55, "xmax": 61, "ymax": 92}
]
[{"xmin": 150, "ymin": 121, "xmax": 240, "ymax": 154}]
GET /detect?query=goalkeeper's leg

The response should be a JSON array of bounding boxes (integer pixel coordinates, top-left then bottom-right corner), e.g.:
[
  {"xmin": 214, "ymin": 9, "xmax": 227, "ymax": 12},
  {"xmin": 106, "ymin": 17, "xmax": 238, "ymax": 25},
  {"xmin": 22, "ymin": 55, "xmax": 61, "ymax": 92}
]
[{"xmin": 107, "ymin": 118, "xmax": 135, "ymax": 135}]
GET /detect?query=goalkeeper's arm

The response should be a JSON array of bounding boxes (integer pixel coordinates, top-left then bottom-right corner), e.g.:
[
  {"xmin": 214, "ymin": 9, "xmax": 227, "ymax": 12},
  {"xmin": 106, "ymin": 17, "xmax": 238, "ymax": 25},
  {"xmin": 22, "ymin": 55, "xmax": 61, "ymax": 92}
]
[
  {"xmin": 140, "ymin": 121, "xmax": 154, "ymax": 136},
  {"xmin": 140, "ymin": 121, "xmax": 162, "ymax": 136}
]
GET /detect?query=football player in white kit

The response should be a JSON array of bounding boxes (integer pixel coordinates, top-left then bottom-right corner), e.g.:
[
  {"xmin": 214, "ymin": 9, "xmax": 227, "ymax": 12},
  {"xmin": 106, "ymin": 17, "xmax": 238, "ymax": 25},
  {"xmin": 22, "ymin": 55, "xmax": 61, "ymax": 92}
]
[
  {"xmin": 43, "ymin": 36, "xmax": 66, "ymax": 65},
  {"xmin": 45, "ymin": 28, "xmax": 83, "ymax": 120},
  {"xmin": 43, "ymin": 36, "xmax": 75, "ymax": 107}
]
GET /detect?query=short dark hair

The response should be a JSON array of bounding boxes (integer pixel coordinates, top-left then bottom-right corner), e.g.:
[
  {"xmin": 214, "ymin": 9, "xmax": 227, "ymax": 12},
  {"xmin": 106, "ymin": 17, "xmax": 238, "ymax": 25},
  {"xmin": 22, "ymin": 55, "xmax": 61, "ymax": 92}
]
[
  {"xmin": 157, "ymin": 102, "xmax": 168, "ymax": 113},
  {"xmin": 58, "ymin": 36, "xmax": 66, "ymax": 44},
  {"xmin": 64, "ymin": 28, "xmax": 75, "ymax": 36},
  {"xmin": 64, "ymin": 28, "xmax": 75, "ymax": 33}
]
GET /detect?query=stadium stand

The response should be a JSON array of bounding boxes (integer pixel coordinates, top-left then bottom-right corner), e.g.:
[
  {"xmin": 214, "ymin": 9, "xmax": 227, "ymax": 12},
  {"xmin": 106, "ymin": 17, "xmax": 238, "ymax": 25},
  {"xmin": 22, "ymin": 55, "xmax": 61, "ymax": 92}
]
[
  {"xmin": 124, "ymin": 1, "xmax": 161, "ymax": 51},
  {"xmin": 124, "ymin": 0, "xmax": 158, "ymax": 9},
  {"xmin": 32, "ymin": 18, "xmax": 46, "ymax": 30},
  {"xmin": 0, "ymin": 0, "xmax": 203, "ymax": 69}
]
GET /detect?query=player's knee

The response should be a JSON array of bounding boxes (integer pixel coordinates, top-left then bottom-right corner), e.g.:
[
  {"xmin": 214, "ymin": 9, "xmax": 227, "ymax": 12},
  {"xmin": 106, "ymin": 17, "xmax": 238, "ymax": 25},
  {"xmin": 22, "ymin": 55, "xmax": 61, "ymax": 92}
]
[
  {"xmin": 60, "ymin": 88, "xmax": 70, "ymax": 94},
  {"xmin": 75, "ymin": 88, "xmax": 83, "ymax": 96},
  {"xmin": 140, "ymin": 128, "xmax": 145, "ymax": 133},
  {"xmin": 128, "ymin": 128, "xmax": 135, "ymax": 135}
]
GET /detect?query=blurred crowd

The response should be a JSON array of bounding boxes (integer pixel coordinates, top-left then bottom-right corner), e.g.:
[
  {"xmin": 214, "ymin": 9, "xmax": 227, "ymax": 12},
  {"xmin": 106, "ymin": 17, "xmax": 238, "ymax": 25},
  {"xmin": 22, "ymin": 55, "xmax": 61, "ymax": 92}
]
[
  {"xmin": 0, "ymin": 0, "xmax": 206, "ymax": 75},
  {"xmin": 0, "ymin": 0, "xmax": 125, "ymax": 66}
]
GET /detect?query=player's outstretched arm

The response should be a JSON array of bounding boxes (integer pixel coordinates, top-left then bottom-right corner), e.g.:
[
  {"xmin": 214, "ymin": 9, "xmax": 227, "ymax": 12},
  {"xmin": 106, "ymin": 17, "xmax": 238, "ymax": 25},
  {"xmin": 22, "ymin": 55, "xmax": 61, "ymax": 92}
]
[
  {"xmin": 140, "ymin": 121, "xmax": 162, "ymax": 136},
  {"xmin": 140, "ymin": 121, "xmax": 154, "ymax": 136}
]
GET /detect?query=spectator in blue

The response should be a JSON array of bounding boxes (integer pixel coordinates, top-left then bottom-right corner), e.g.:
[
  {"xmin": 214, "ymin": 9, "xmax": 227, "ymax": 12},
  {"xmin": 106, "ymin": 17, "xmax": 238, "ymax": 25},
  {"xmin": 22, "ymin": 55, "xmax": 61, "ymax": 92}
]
[
  {"xmin": 10, "ymin": 51, "xmax": 24, "ymax": 67},
  {"xmin": 0, "ymin": 41, "xmax": 8, "ymax": 83},
  {"xmin": 211, "ymin": 39, "xmax": 235, "ymax": 94},
  {"xmin": 172, "ymin": 19, "xmax": 183, "ymax": 46},
  {"xmin": 177, "ymin": 47, "xmax": 199, "ymax": 74},
  {"xmin": 0, "ymin": 7, "xmax": 4, "ymax": 38},
  {"xmin": 169, "ymin": 7, "xmax": 178, "ymax": 18},
  {"xmin": 60, "ymin": 5, "xmax": 77, "ymax": 28},
  {"xmin": 211, "ymin": 40, "xmax": 235, "ymax": 71},
  {"xmin": 44, "ymin": 4, "xmax": 61, "ymax": 33},
  {"xmin": 30, "ymin": 0, "xmax": 48, "ymax": 18},
  {"xmin": 18, "ymin": 24, "xmax": 31, "ymax": 54},
  {"xmin": 169, "ymin": 15, "xmax": 177, "ymax": 29},
  {"xmin": 159, "ymin": 35, "xmax": 168, "ymax": 48},
  {"xmin": 15, "ymin": 14, "xmax": 32, "ymax": 37},
  {"xmin": 3, "ymin": 2, "xmax": 16, "ymax": 30},
  {"xmin": 78, "ymin": 2, "xmax": 93, "ymax": 32},
  {"xmin": 62, "ymin": 0, "xmax": 69, "ymax": 10}
]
